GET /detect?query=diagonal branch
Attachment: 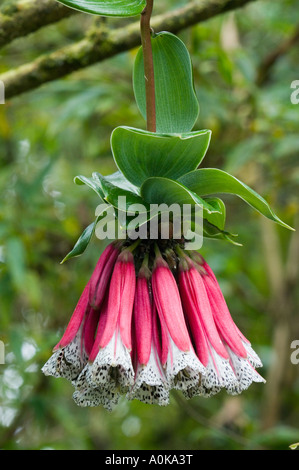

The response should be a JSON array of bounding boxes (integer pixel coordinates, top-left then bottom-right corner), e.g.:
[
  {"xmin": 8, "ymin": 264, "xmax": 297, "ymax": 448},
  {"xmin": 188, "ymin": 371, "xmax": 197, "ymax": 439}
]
[
  {"xmin": 0, "ymin": 0, "xmax": 257, "ymax": 99},
  {"xmin": 0, "ymin": 0, "xmax": 78, "ymax": 49}
]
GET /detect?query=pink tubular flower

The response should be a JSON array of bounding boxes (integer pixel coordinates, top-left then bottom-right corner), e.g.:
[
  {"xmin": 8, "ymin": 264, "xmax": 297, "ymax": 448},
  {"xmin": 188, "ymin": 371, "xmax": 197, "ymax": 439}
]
[
  {"xmin": 72, "ymin": 299, "xmax": 122, "ymax": 410},
  {"xmin": 42, "ymin": 241, "xmax": 121, "ymax": 384},
  {"xmin": 43, "ymin": 237, "xmax": 266, "ymax": 409},
  {"xmin": 178, "ymin": 255, "xmax": 238, "ymax": 397},
  {"xmin": 191, "ymin": 253, "xmax": 265, "ymax": 394},
  {"xmin": 73, "ymin": 249, "xmax": 136, "ymax": 409},
  {"xmin": 133, "ymin": 264, "xmax": 152, "ymax": 367},
  {"xmin": 127, "ymin": 263, "xmax": 169, "ymax": 406},
  {"xmin": 89, "ymin": 241, "xmax": 120, "ymax": 309},
  {"xmin": 42, "ymin": 282, "xmax": 100, "ymax": 381},
  {"xmin": 152, "ymin": 249, "xmax": 205, "ymax": 392}
]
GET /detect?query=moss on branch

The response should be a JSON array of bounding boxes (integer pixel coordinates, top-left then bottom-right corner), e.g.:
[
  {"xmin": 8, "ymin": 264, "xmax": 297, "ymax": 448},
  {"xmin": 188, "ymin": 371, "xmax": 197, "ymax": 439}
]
[{"xmin": 0, "ymin": 0, "xmax": 77, "ymax": 48}]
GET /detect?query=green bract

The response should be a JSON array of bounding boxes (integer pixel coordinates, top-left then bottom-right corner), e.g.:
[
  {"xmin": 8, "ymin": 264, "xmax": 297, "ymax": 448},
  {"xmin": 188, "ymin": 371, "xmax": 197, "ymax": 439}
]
[
  {"xmin": 56, "ymin": 0, "xmax": 146, "ymax": 16},
  {"xmin": 140, "ymin": 176, "xmax": 220, "ymax": 216},
  {"xmin": 63, "ymin": 125, "xmax": 292, "ymax": 261},
  {"xmin": 203, "ymin": 198, "xmax": 226, "ymax": 231},
  {"xmin": 60, "ymin": 25, "xmax": 293, "ymax": 262},
  {"xmin": 178, "ymin": 168, "xmax": 294, "ymax": 231},
  {"xmin": 61, "ymin": 206, "xmax": 108, "ymax": 263},
  {"xmin": 111, "ymin": 126, "xmax": 211, "ymax": 187},
  {"xmin": 133, "ymin": 32, "xmax": 199, "ymax": 133}
]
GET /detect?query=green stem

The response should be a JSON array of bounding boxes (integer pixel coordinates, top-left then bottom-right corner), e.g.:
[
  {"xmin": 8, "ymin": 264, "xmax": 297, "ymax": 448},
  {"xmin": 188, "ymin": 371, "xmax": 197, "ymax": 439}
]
[
  {"xmin": 139, "ymin": 252, "xmax": 152, "ymax": 278},
  {"xmin": 174, "ymin": 245, "xmax": 185, "ymax": 259},
  {"xmin": 140, "ymin": 0, "xmax": 156, "ymax": 132},
  {"xmin": 124, "ymin": 239, "xmax": 141, "ymax": 253},
  {"xmin": 154, "ymin": 243, "xmax": 161, "ymax": 258}
]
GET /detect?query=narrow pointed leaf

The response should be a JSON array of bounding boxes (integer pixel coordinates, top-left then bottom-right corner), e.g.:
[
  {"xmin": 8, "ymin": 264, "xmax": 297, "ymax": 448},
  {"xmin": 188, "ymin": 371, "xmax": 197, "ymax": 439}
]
[
  {"xmin": 61, "ymin": 222, "xmax": 96, "ymax": 263},
  {"xmin": 133, "ymin": 32, "xmax": 199, "ymax": 133},
  {"xmin": 111, "ymin": 126, "xmax": 211, "ymax": 187},
  {"xmin": 202, "ymin": 197, "xmax": 226, "ymax": 230},
  {"xmin": 102, "ymin": 171, "xmax": 139, "ymax": 194},
  {"xmin": 74, "ymin": 174, "xmax": 105, "ymax": 200},
  {"xmin": 75, "ymin": 171, "xmax": 142, "ymax": 210},
  {"xmin": 92, "ymin": 171, "xmax": 148, "ymax": 213},
  {"xmin": 56, "ymin": 0, "xmax": 146, "ymax": 16},
  {"xmin": 202, "ymin": 220, "xmax": 242, "ymax": 246},
  {"xmin": 61, "ymin": 207, "xmax": 107, "ymax": 263},
  {"xmin": 179, "ymin": 168, "xmax": 294, "ymax": 230},
  {"xmin": 189, "ymin": 216, "xmax": 241, "ymax": 245}
]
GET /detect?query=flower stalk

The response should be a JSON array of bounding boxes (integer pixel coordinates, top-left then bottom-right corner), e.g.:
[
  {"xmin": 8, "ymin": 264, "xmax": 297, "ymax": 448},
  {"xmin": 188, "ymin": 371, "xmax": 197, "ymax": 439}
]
[{"xmin": 140, "ymin": 0, "xmax": 156, "ymax": 132}]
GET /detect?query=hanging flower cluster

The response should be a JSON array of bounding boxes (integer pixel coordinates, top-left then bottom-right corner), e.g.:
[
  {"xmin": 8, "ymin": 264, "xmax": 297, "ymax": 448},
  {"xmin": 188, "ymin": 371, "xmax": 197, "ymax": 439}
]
[
  {"xmin": 39, "ymin": 0, "xmax": 295, "ymax": 418},
  {"xmin": 42, "ymin": 239, "xmax": 265, "ymax": 410}
]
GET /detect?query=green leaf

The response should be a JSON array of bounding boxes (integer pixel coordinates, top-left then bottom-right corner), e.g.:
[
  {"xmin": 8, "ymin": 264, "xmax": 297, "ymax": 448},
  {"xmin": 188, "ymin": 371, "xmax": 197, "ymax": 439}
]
[
  {"xmin": 75, "ymin": 171, "xmax": 148, "ymax": 217},
  {"xmin": 179, "ymin": 168, "xmax": 294, "ymax": 231},
  {"xmin": 91, "ymin": 171, "xmax": 147, "ymax": 213},
  {"xmin": 56, "ymin": 0, "xmax": 146, "ymax": 16},
  {"xmin": 74, "ymin": 174, "xmax": 105, "ymax": 200},
  {"xmin": 102, "ymin": 171, "xmax": 140, "ymax": 194},
  {"xmin": 202, "ymin": 197, "xmax": 226, "ymax": 231},
  {"xmin": 61, "ymin": 207, "xmax": 108, "ymax": 263},
  {"xmin": 140, "ymin": 176, "xmax": 222, "ymax": 216},
  {"xmin": 61, "ymin": 221, "xmax": 96, "ymax": 263},
  {"xmin": 111, "ymin": 126, "xmax": 211, "ymax": 187},
  {"xmin": 105, "ymin": 187, "xmax": 149, "ymax": 214},
  {"xmin": 202, "ymin": 220, "xmax": 242, "ymax": 246},
  {"xmin": 133, "ymin": 32, "xmax": 199, "ymax": 133},
  {"xmin": 75, "ymin": 171, "xmax": 139, "ymax": 199}
]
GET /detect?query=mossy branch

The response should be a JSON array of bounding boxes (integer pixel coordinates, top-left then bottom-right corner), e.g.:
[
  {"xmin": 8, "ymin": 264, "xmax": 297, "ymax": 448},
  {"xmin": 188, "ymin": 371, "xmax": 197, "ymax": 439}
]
[
  {"xmin": 0, "ymin": 0, "xmax": 78, "ymax": 49},
  {"xmin": 0, "ymin": 0, "xmax": 257, "ymax": 99}
]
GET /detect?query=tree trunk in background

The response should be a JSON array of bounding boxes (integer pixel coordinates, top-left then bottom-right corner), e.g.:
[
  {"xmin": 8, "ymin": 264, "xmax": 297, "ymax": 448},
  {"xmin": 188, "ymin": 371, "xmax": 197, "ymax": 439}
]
[{"xmin": 260, "ymin": 216, "xmax": 299, "ymax": 429}]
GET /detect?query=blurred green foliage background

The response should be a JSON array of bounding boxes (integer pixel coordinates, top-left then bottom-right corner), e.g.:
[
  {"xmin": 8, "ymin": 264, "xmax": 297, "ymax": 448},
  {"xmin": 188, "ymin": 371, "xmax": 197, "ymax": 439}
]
[{"xmin": 0, "ymin": 0, "xmax": 298, "ymax": 450}]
